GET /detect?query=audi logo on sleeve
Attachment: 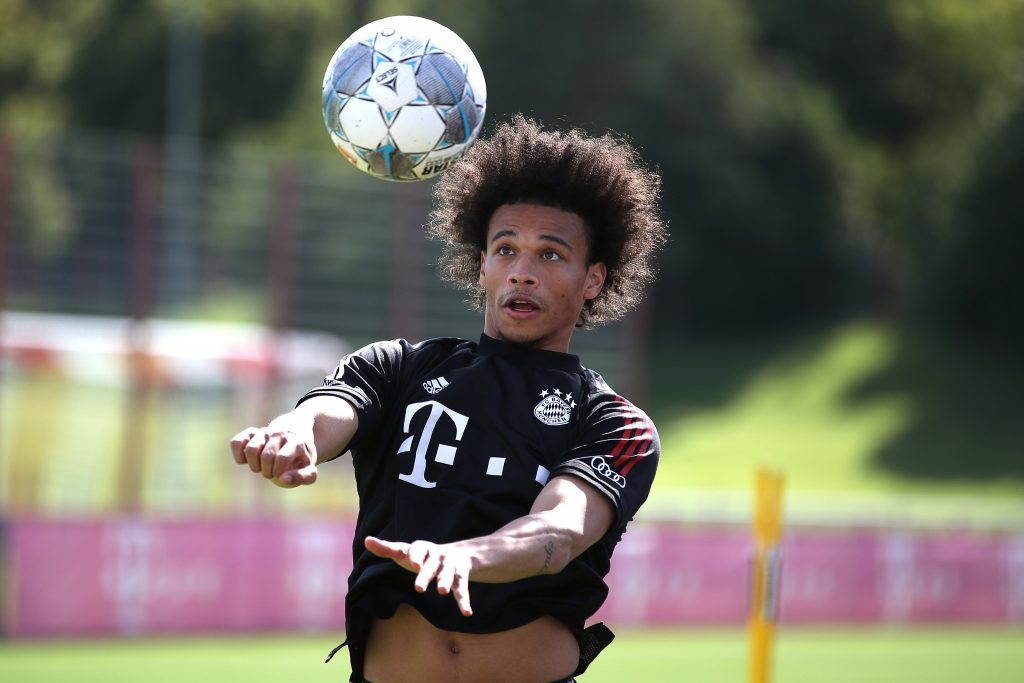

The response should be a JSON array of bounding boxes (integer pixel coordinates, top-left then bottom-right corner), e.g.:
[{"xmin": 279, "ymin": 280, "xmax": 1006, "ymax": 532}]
[{"xmin": 590, "ymin": 456, "xmax": 627, "ymax": 488}]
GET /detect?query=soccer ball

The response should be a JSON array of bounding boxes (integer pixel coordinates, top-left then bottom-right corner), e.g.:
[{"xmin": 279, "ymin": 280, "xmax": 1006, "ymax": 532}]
[{"xmin": 321, "ymin": 16, "xmax": 487, "ymax": 182}]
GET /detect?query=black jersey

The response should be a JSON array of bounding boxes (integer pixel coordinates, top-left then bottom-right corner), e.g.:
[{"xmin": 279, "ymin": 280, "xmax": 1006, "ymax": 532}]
[{"xmin": 298, "ymin": 334, "xmax": 659, "ymax": 639}]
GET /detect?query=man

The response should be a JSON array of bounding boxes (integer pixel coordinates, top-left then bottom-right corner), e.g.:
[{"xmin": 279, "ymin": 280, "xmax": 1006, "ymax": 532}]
[{"xmin": 230, "ymin": 116, "xmax": 667, "ymax": 682}]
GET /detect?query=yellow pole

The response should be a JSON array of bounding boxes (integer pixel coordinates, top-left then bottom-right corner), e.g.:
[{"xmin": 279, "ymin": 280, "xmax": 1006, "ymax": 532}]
[{"xmin": 749, "ymin": 467, "xmax": 785, "ymax": 683}]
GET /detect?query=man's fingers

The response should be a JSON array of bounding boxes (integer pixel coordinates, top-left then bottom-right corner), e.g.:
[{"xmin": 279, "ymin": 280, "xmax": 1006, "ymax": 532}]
[
  {"xmin": 276, "ymin": 463, "xmax": 318, "ymax": 488},
  {"xmin": 242, "ymin": 431, "xmax": 269, "ymax": 473},
  {"xmin": 233, "ymin": 427, "xmax": 319, "ymax": 490},
  {"xmin": 452, "ymin": 572, "xmax": 472, "ymax": 617},
  {"xmin": 229, "ymin": 428, "xmax": 257, "ymax": 464},
  {"xmin": 408, "ymin": 542, "xmax": 429, "ymax": 570},
  {"xmin": 364, "ymin": 537, "xmax": 472, "ymax": 613},
  {"xmin": 269, "ymin": 436, "xmax": 290, "ymax": 479},
  {"xmin": 271, "ymin": 438, "xmax": 308, "ymax": 479},
  {"xmin": 435, "ymin": 559, "xmax": 456, "ymax": 595},
  {"xmin": 259, "ymin": 436, "xmax": 281, "ymax": 478},
  {"xmin": 365, "ymin": 536, "xmax": 409, "ymax": 562},
  {"xmin": 415, "ymin": 552, "xmax": 442, "ymax": 593}
]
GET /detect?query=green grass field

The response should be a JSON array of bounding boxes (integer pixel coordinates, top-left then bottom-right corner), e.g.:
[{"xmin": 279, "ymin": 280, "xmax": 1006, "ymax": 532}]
[{"xmin": 1, "ymin": 628, "xmax": 1022, "ymax": 682}]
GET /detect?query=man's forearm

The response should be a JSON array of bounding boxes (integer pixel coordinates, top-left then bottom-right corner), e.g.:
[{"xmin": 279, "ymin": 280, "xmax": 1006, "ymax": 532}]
[
  {"xmin": 452, "ymin": 509, "xmax": 581, "ymax": 583},
  {"xmin": 364, "ymin": 476, "xmax": 614, "ymax": 617}
]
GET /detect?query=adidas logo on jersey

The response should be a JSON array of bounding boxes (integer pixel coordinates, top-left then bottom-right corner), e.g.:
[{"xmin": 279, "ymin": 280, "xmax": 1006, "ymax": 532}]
[
  {"xmin": 534, "ymin": 388, "xmax": 574, "ymax": 426},
  {"xmin": 422, "ymin": 377, "xmax": 449, "ymax": 394}
]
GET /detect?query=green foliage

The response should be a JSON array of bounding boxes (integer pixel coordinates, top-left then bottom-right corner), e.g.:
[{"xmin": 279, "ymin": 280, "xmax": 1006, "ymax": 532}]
[
  {"xmin": 0, "ymin": 1, "xmax": 109, "ymax": 132},
  {"xmin": 745, "ymin": 0, "xmax": 1024, "ymax": 342},
  {"xmin": 0, "ymin": 0, "xmax": 351, "ymax": 139}
]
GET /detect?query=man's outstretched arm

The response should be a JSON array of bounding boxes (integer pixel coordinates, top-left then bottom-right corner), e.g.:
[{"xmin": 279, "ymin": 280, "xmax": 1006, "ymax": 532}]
[
  {"xmin": 228, "ymin": 395, "xmax": 359, "ymax": 487},
  {"xmin": 365, "ymin": 475, "xmax": 615, "ymax": 616}
]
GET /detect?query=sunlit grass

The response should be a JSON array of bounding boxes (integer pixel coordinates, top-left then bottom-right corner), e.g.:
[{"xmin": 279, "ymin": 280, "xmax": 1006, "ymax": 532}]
[
  {"xmin": 1, "ymin": 628, "xmax": 1021, "ymax": 683},
  {"xmin": 656, "ymin": 322, "xmax": 910, "ymax": 491}
]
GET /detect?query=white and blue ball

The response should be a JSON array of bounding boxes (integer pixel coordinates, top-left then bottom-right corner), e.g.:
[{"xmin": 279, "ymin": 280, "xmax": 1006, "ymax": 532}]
[{"xmin": 322, "ymin": 16, "xmax": 487, "ymax": 182}]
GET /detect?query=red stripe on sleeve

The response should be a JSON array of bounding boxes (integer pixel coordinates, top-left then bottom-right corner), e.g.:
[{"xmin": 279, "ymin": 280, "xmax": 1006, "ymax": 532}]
[
  {"xmin": 614, "ymin": 413, "xmax": 650, "ymax": 467},
  {"xmin": 619, "ymin": 440, "xmax": 650, "ymax": 476},
  {"xmin": 609, "ymin": 396, "xmax": 636, "ymax": 459}
]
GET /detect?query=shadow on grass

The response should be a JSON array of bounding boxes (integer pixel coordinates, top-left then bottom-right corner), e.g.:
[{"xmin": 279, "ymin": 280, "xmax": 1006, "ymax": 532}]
[
  {"xmin": 844, "ymin": 328, "xmax": 1024, "ymax": 481},
  {"xmin": 647, "ymin": 324, "xmax": 835, "ymax": 415},
  {"xmin": 648, "ymin": 320, "xmax": 1024, "ymax": 483}
]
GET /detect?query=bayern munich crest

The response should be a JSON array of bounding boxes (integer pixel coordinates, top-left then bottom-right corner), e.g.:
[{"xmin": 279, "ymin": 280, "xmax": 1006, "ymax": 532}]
[{"xmin": 534, "ymin": 388, "xmax": 575, "ymax": 426}]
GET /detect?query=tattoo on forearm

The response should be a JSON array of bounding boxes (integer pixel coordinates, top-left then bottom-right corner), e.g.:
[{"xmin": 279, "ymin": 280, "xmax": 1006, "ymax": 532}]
[{"xmin": 542, "ymin": 540, "xmax": 555, "ymax": 573}]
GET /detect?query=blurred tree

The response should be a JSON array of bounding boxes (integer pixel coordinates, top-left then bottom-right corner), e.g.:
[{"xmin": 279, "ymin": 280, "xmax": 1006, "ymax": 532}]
[
  {"xmin": 747, "ymin": 0, "xmax": 987, "ymax": 145},
  {"xmin": 935, "ymin": 98, "xmax": 1024, "ymax": 346},
  {"xmin": 633, "ymin": 0, "xmax": 857, "ymax": 333},
  {"xmin": 2, "ymin": 0, "xmax": 1022, "ymax": 344},
  {"xmin": 0, "ymin": 0, "xmax": 354, "ymax": 140},
  {"xmin": 746, "ymin": 0, "xmax": 1024, "ymax": 344},
  {"xmin": 0, "ymin": 1, "xmax": 108, "ymax": 132}
]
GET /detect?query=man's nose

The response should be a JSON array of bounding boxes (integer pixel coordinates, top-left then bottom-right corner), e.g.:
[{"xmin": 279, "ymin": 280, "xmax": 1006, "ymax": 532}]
[
  {"xmin": 508, "ymin": 269, "xmax": 537, "ymax": 286},
  {"xmin": 505, "ymin": 252, "xmax": 538, "ymax": 285}
]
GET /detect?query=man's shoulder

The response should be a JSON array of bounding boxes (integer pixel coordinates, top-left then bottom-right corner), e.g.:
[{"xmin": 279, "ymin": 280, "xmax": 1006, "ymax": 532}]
[
  {"xmin": 576, "ymin": 367, "xmax": 656, "ymax": 424},
  {"xmin": 395, "ymin": 336, "xmax": 477, "ymax": 366},
  {"xmin": 362, "ymin": 336, "xmax": 476, "ymax": 377},
  {"xmin": 405, "ymin": 336, "xmax": 475, "ymax": 354},
  {"xmin": 576, "ymin": 366, "xmax": 617, "ymax": 404},
  {"xmin": 358, "ymin": 336, "xmax": 473, "ymax": 358}
]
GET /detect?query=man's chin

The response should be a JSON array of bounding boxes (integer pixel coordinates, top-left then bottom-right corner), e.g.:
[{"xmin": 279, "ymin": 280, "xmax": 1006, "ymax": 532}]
[
  {"xmin": 492, "ymin": 321, "xmax": 543, "ymax": 347},
  {"xmin": 493, "ymin": 327, "xmax": 535, "ymax": 345},
  {"xmin": 495, "ymin": 323, "xmax": 570, "ymax": 352}
]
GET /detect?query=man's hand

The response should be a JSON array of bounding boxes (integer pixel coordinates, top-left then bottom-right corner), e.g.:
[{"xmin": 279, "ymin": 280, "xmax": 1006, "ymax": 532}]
[
  {"xmin": 229, "ymin": 426, "xmax": 319, "ymax": 488},
  {"xmin": 365, "ymin": 536, "xmax": 475, "ymax": 616},
  {"xmin": 362, "ymin": 477, "xmax": 614, "ymax": 618}
]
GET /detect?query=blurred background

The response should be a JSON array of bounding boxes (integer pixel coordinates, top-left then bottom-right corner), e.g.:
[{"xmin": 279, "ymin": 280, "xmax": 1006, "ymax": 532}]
[{"xmin": 1, "ymin": 0, "xmax": 1022, "ymax": 681}]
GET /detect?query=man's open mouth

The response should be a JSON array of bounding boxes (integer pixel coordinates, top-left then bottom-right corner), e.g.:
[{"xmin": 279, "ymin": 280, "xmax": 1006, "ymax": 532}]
[
  {"xmin": 509, "ymin": 300, "xmax": 538, "ymax": 312},
  {"xmin": 502, "ymin": 294, "xmax": 541, "ymax": 313}
]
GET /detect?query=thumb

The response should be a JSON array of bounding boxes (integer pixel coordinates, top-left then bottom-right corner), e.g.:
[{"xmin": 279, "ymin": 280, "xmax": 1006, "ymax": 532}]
[{"xmin": 277, "ymin": 464, "xmax": 318, "ymax": 487}]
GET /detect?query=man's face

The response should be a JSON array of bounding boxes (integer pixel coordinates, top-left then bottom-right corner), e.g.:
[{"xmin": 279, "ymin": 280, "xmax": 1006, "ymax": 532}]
[{"xmin": 479, "ymin": 203, "xmax": 607, "ymax": 353}]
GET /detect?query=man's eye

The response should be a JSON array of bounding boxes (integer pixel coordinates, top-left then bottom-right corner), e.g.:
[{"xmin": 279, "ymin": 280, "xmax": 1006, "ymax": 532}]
[
  {"xmin": 497, "ymin": 245, "xmax": 513, "ymax": 255},
  {"xmin": 542, "ymin": 251, "xmax": 562, "ymax": 261}
]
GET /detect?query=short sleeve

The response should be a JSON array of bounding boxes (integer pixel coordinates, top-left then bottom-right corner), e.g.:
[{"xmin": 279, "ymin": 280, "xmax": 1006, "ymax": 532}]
[
  {"xmin": 296, "ymin": 339, "xmax": 405, "ymax": 452},
  {"xmin": 551, "ymin": 394, "xmax": 659, "ymax": 529}
]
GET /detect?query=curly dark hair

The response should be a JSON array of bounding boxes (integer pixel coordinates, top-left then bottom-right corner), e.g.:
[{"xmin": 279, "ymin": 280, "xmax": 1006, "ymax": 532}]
[{"xmin": 428, "ymin": 115, "xmax": 668, "ymax": 328}]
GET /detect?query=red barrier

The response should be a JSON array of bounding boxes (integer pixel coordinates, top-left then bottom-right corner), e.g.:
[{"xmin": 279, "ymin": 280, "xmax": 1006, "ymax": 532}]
[
  {"xmin": 8, "ymin": 519, "xmax": 353, "ymax": 636},
  {"xmin": 5, "ymin": 519, "xmax": 1023, "ymax": 636},
  {"xmin": 596, "ymin": 525, "xmax": 1024, "ymax": 626}
]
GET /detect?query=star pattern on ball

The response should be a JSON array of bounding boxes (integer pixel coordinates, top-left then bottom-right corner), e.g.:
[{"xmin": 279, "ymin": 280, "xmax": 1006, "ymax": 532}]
[{"xmin": 321, "ymin": 18, "xmax": 486, "ymax": 182}]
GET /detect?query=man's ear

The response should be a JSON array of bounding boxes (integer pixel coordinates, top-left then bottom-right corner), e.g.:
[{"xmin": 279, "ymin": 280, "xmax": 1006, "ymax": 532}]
[
  {"xmin": 584, "ymin": 262, "xmax": 607, "ymax": 301},
  {"xmin": 478, "ymin": 251, "xmax": 486, "ymax": 288}
]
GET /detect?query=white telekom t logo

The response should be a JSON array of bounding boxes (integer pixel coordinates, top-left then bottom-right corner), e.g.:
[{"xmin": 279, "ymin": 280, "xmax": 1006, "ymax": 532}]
[{"xmin": 397, "ymin": 401, "xmax": 469, "ymax": 489}]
